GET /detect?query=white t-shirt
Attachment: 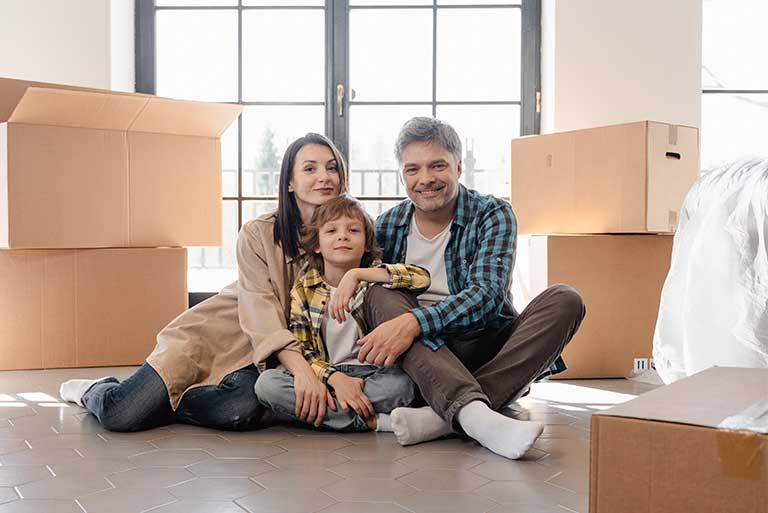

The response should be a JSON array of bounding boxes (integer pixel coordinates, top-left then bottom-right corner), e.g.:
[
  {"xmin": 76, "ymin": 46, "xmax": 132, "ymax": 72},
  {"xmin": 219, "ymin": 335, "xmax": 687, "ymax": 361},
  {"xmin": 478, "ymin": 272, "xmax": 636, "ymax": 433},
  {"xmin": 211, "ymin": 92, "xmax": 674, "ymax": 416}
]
[
  {"xmin": 405, "ymin": 215, "xmax": 451, "ymax": 307},
  {"xmin": 321, "ymin": 286, "xmax": 364, "ymax": 366}
]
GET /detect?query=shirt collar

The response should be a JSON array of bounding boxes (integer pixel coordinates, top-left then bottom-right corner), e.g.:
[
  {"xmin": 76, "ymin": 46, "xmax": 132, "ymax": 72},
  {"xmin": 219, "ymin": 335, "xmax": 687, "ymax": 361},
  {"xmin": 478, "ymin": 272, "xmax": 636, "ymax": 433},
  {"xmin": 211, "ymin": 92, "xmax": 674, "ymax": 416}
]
[{"xmin": 300, "ymin": 266, "xmax": 326, "ymax": 289}]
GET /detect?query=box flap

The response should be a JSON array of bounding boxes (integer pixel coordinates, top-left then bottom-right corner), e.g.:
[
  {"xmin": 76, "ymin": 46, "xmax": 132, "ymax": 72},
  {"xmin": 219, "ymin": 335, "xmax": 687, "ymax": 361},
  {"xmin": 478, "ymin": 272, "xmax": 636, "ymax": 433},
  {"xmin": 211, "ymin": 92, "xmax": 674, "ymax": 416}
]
[
  {"xmin": 9, "ymin": 88, "xmax": 148, "ymax": 131},
  {"xmin": 0, "ymin": 77, "xmax": 148, "ymax": 124},
  {"xmin": 597, "ymin": 367, "xmax": 768, "ymax": 429},
  {"xmin": 128, "ymin": 97, "xmax": 242, "ymax": 137}
]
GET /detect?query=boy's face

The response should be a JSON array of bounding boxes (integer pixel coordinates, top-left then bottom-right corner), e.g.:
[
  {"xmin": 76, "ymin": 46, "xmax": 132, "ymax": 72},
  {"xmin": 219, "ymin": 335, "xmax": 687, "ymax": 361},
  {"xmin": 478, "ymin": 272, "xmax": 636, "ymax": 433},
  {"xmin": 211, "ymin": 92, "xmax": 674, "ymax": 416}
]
[{"xmin": 316, "ymin": 214, "xmax": 367, "ymax": 270}]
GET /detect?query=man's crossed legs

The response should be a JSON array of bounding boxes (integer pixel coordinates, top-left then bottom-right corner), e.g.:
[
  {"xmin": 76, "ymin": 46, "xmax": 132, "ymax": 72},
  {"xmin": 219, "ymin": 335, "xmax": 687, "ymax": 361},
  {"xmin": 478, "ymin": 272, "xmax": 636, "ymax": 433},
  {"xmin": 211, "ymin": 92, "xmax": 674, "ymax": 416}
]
[{"xmin": 364, "ymin": 285, "xmax": 585, "ymax": 459}]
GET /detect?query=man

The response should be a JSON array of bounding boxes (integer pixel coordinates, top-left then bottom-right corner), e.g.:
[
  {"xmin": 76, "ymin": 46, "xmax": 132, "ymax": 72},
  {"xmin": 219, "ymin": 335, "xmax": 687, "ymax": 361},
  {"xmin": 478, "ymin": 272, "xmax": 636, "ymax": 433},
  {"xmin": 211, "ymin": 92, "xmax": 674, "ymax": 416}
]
[{"xmin": 357, "ymin": 117, "xmax": 585, "ymax": 460}]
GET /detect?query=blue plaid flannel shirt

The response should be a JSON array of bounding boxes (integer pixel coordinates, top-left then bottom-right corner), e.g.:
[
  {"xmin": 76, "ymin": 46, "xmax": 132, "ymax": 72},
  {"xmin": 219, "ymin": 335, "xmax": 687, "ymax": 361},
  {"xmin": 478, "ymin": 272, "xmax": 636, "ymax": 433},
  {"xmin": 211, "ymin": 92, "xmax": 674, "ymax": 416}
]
[{"xmin": 376, "ymin": 184, "xmax": 566, "ymax": 378}]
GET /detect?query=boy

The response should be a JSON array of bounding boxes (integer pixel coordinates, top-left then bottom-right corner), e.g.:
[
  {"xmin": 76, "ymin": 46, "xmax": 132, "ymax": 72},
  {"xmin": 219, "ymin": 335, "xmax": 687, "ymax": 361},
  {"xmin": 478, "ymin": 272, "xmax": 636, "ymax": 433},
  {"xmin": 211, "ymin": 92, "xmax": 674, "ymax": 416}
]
[{"xmin": 254, "ymin": 195, "xmax": 430, "ymax": 432}]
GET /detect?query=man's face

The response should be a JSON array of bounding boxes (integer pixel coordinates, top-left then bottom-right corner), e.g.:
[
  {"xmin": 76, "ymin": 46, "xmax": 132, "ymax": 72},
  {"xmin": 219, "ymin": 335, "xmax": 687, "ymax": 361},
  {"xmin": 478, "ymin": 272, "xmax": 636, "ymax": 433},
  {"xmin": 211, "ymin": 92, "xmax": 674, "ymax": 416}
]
[{"xmin": 400, "ymin": 142, "xmax": 462, "ymax": 214}]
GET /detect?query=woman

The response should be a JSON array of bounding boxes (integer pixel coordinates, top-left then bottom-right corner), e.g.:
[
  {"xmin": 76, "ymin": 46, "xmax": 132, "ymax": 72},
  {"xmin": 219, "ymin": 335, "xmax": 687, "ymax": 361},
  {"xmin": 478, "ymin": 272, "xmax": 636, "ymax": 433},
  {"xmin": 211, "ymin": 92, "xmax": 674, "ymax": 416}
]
[{"xmin": 59, "ymin": 133, "xmax": 346, "ymax": 432}]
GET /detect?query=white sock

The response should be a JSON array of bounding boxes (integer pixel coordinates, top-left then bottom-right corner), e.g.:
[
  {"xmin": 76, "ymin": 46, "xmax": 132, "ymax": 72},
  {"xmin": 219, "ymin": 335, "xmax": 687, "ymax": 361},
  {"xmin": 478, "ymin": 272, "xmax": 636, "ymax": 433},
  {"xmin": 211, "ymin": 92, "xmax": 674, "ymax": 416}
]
[
  {"xmin": 59, "ymin": 378, "xmax": 101, "ymax": 407},
  {"xmin": 457, "ymin": 400, "xmax": 544, "ymax": 460},
  {"xmin": 390, "ymin": 406, "xmax": 453, "ymax": 446},
  {"xmin": 375, "ymin": 413, "xmax": 392, "ymax": 432}
]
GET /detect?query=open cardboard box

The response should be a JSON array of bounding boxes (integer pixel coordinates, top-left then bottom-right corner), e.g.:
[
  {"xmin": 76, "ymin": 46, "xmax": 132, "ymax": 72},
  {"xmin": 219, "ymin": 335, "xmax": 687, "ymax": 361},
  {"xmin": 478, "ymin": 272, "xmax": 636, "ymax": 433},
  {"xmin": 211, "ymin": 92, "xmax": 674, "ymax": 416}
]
[
  {"xmin": 0, "ymin": 77, "xmax": 242, "ymax": 248},
  {"xmin": 591, "ymin": 367, "xmax": 768, "ymax": 513},
  {"xmin": 511, "ymin": 121, "xmax": 699, "ymax": 234},
  {"xmin": 0, "ymin": 247, "xmax": 188, "ymax": 370}
]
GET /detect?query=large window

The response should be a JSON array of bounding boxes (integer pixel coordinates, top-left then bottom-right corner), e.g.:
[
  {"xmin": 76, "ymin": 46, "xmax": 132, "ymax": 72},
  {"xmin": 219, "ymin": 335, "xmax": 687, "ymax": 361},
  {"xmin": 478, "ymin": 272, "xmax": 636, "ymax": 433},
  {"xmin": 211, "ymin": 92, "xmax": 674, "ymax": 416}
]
[
  {"xmin": 701, "ymin": 0, "xmax": 768, "ymax": 171},
  {"xmin": 136, "ymin": 0, "xmax": 540, "ymax": 292}
]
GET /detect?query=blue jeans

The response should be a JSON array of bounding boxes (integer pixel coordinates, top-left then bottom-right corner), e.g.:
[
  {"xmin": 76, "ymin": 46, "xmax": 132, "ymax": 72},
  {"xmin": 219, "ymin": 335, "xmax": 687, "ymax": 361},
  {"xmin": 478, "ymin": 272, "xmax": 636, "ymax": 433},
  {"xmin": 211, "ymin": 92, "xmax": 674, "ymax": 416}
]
[
  {"xmin": 254, "ymin": 364, "xmax": 415, "ymax": 432},
  {"xmin": 82, "ymin": 362, "xmax": 266, "ymax": 432}
]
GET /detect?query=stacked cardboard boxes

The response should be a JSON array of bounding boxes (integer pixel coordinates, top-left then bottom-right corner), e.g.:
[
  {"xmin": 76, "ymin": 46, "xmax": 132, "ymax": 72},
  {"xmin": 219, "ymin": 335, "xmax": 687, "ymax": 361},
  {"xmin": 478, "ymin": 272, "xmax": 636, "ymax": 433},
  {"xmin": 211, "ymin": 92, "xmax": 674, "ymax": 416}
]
[
  {"xmin": 510, "ymin": 121, "xmax": 699, "ymax": 378},
  {"xmin": 0, "ymin": 78, "xmax": 242, "ymax": 370}
]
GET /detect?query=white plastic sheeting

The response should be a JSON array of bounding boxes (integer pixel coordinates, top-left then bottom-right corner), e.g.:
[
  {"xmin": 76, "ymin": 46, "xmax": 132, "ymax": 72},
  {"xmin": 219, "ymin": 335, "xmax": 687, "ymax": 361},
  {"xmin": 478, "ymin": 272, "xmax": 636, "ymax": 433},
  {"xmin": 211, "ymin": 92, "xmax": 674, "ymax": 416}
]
[{"xmin": 653, "ymin": 158, "xmax": 768, "ymax": 384}]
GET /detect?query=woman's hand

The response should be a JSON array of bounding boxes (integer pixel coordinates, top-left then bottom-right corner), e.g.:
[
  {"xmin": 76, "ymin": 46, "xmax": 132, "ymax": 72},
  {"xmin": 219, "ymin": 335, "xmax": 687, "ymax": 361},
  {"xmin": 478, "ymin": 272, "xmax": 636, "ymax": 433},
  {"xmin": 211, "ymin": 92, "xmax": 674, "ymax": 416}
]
[
  {"xmin": 327, "ymin": 372, "xmax": 375, "ymax": 419},
  {"xmin": 330, "ymin": 269, "xmax": 360, "ymax": 322},
  {"xmin": 293, "ymin": 371, "xmax": 336, "ymax": 427}
]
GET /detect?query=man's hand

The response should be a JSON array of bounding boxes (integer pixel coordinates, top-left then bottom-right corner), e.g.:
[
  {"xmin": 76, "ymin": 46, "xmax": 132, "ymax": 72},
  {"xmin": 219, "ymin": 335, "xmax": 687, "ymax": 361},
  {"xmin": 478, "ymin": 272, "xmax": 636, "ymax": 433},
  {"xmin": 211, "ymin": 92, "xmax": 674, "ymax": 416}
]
[
  {"xmin": 293, "ymin": 371, "xmax": 335, "ymax": 427},
  {"xmin": 327, "ymin": 372, "xmax": 375, "ymax": 419},
  {"xmin": 357, "ymin": 313, "xmax": 421, "ymax": 367}
]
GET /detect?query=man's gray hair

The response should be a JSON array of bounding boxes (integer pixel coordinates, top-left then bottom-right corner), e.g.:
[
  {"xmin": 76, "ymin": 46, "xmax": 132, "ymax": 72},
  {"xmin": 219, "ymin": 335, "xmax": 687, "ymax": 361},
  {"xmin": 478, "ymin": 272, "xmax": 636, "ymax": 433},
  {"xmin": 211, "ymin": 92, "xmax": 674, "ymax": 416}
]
[{"xmin": 394, "ymin": 117, "xmax": 462, "ymax": 165}]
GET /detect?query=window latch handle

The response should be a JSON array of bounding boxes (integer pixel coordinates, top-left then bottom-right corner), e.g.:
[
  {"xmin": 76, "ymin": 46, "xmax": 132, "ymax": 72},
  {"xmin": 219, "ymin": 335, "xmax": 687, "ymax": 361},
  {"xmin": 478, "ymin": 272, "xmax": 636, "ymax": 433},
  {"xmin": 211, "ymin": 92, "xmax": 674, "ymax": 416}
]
[{"xmin": 336, "ymin": 83, "xmax": 345, "ymax": 117}]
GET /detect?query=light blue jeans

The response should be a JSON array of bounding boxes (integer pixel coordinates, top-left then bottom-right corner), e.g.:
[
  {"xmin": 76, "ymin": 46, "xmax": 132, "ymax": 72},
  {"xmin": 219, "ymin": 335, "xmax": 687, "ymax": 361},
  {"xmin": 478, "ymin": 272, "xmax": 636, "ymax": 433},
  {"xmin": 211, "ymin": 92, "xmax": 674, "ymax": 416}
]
[{"xmin": 254, "ymin": 364, "xmax": 415, "ymax": 432}]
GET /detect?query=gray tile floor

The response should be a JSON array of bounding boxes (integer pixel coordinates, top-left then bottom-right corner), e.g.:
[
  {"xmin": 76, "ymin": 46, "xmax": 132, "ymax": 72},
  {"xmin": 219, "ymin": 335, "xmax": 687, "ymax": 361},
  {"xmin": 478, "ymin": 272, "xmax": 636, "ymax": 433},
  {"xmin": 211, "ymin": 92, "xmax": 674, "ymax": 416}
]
[{"xmin": 0, "ymin": 367, "xmax": 657, "ymax": 513}]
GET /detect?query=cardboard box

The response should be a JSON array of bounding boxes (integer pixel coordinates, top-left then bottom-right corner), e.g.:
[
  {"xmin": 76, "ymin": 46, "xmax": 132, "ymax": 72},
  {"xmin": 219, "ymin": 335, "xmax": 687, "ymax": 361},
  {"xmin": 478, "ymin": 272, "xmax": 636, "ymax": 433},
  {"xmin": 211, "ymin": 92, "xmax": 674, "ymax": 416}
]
[
  {"xmin": 0, "ymin": 248, "xmax": 188, "ymax": 370},
  {"xmin": 512, "ymin": 234, "xmax": 672, "ymax": 378},
  {"xmin": 0, "ymin": 77, "xmax": 242, "ymax": 248},
  {"xmin": 511, "ymin": 121, "xmax": 699, "ymax": 234},
  {"xmin": 591, "ymin": 367, "xmax": 768, "ymax": 513}
]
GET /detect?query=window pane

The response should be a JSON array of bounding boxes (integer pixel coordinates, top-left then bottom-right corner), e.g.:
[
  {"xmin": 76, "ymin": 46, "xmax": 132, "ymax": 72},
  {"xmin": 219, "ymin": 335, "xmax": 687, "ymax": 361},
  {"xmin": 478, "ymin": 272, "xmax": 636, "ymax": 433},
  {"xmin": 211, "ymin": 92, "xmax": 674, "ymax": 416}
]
[
  {"xmin": 360, "ymin": 200, "xmax": 402, "ymax": 220},
  {"xmin": 436, "ymin": 104, "xmax": 519, "ymax": 196},
  {"xmin": 221, "ymin": 116, "xmax": 239, "ymax": 197},
  {"xmin": 244, "ymin": 0, "xmax": 322, "ymax": 5},
  {"xmin": 437, "ymin": 9, "xmax": 520, "ymax": 101},
  {"xmin": 349, "ymin": 105, "xmax": 433, "ymax": 196},
  {"xmin": 350, "ymin": 9, "xmax": 433, "ymax": 101},
  {"xmin": 702, "ymin": 1, "xmax": 768, "ymax": 89},
  {"xmin": 243, "ymin": 201, "xmax": 279, "ymax": 223},
  {"xmin": 438, "ymin": 0, "xmax": 520, "ymax": 4},
  {"xmin": 351, "ymin": 0, "xmax": 430, "ymax": 5},
  {"xmin": 241, "ymin": 106, "xmax": 325, "ymax": 196},
  {"xmin": 188, "ymin": 200, "xmax": 239, "ymax": 292},
  {"xmin": 156, "ymin": 10, "xmax": 238, "ymax": 102},
  {"xmin": 242, "ymin": 10, "xmax": 325, "ymax": 101},
  {"xmin": 701, "ymin": 94, "xmax": 768, "ymax": 171},
  {"xmin": 157, "ymin": 0, "xmax": 236, "ymax": 5}
]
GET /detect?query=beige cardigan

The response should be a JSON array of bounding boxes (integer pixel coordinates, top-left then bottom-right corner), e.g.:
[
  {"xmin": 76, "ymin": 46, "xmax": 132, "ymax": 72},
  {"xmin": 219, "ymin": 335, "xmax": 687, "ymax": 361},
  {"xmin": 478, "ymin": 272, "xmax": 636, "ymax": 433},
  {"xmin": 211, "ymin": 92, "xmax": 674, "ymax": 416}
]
[{"xmin": 147, "ymin": 213, "xmax": 303, "ymax": 409}]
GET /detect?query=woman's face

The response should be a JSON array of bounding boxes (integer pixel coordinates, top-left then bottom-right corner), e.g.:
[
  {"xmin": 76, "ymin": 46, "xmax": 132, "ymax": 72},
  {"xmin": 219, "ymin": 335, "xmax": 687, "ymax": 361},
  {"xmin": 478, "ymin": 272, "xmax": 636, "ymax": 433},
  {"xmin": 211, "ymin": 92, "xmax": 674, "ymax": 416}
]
[{"xmin": 289, "ymin": 144, "xmax": 341, "ymax": 216}]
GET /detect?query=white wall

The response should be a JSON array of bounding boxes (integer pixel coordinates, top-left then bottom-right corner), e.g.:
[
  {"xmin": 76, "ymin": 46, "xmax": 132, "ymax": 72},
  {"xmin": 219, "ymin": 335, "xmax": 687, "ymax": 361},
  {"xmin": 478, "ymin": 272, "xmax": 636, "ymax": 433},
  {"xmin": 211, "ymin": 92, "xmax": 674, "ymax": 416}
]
[
  {"xmin": 0, "ymin": 0, "xmax": 134, "ymax": 91},
  {"xmin": 541, "ymin": 0, "xmax": 702, "ymax": 133}
]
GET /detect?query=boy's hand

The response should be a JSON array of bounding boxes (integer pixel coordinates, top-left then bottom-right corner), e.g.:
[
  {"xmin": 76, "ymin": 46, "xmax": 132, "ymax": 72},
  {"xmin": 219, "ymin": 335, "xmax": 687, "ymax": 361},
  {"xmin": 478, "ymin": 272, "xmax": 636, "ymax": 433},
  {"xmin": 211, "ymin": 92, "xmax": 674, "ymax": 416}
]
[
  {"xmin": 293, "ymin": 371, "xmax": 336, "ymax": 427},
  {"xmin": 327, "ymin": 373, "xmax": 375, "ymax": 419},
  {"xmin": 330, "ymin": 269, "xmax": 360, "ymax": 323}
]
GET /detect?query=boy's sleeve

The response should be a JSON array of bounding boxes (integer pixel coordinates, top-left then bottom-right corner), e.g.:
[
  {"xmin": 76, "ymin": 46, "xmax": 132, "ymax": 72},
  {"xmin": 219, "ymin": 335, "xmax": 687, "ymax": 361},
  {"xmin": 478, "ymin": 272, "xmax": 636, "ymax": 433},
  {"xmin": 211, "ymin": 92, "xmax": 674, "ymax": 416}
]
[
  {"xmin": 289, "ymin": 285, "xmax": 338, "ymax": 384},
  {"xmin": 378, "ymin": 263, "xmax": 431, "ymax": 294}
]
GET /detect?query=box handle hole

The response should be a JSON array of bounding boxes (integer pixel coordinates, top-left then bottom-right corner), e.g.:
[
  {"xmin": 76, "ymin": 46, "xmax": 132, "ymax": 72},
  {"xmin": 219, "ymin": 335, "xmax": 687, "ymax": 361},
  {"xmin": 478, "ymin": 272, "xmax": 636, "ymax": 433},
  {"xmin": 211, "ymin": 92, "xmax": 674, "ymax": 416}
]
[{"xmin": 665, "ymin": 152, "xmax": 681, "ymax": 160}]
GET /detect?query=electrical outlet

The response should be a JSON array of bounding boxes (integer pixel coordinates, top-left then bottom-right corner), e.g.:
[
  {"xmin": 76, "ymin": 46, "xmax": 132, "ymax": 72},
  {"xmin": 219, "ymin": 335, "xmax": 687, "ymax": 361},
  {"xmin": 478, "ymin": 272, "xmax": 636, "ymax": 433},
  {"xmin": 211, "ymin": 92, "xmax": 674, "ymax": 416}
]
[{"xmin": 633, "ymin": 358, "xmax": 650, "ymax": 373}]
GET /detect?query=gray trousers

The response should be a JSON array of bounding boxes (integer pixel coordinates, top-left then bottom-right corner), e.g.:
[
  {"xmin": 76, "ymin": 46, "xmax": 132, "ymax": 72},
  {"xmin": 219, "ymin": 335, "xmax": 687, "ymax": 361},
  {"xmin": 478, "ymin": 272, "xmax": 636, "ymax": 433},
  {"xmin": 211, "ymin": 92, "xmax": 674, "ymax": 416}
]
[
  {"xmin": 254, "ymin": 364, "xmax": 415, "ymax": 432},
  {"xmin": 364, "ymin": 284, "xmax": 586, "ymax": 430}
]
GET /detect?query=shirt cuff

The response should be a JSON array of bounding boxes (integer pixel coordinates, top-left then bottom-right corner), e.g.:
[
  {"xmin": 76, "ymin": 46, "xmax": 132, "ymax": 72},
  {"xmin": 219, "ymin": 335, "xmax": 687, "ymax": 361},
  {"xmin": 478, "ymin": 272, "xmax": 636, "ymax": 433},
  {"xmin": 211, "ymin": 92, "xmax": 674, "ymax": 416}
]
[{"xmin": 410, "ymin": 305, "xmax": 443, "ymax": 339}]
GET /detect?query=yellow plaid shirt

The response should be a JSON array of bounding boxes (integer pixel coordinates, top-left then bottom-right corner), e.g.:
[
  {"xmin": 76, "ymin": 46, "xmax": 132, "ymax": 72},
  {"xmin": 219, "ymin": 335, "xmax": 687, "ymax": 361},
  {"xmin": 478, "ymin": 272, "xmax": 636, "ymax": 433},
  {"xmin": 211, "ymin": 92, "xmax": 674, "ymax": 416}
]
[{"xmin": 290, "ymin": 259, "xmax": 430, "ymax": 383}]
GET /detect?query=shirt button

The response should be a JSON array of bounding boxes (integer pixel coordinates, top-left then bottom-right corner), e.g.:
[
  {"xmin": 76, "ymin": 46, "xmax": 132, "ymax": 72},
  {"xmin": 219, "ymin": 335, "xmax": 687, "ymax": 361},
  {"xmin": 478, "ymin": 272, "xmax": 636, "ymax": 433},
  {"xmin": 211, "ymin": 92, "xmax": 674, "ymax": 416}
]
[
  {"xmin": 496, "ymin": 257, "xmax": 502, "ymax": 262},
  {"xmin": 462, "ymin": 259, "xmax": 467, "ymax": 264}
]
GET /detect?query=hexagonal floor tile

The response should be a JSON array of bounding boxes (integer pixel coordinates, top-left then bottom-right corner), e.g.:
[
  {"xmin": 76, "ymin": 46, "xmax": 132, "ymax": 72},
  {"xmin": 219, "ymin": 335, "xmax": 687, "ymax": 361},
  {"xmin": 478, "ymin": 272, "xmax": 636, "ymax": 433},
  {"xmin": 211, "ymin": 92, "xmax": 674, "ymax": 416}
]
[
  {"xmin": 558, "ymin": 491, "xmax": 588, "ymax": 513},
  {"xmin": 15, "ymin": 475, "xmax": 112, "ymax": 500},
  {"xmin": 77, "ymin": 487, "xmax": 177, "ymax": 513},
  {"xmin": 396, "ymin": 492, "xmax": 498, "ymax": 513},
  {"xmin": 276, "ymin": 437, "xmax": 350, "ymax": 452},
  {"xmin": 318, "ymin": 503, "xmax": 410, "ymax": 513},
  {"xmin": 0, "ymin": 448, "xmax": 82, "ymax": 466},
  {"xmin": 149, "ymin": 500, "xmax": 248, "ymax": 513},
  {"xmin": 204, "ymin": 442, "xmax": 285, "ymax": 459},
  {"xmin": 48, "ymin": 457, "xmax": 135, "ymax": 478},
  {"xmin": 107, "ymin": 467, "xmax": 195, "ymax": 489},
  {"xmin": 322, "ymin": 477, "xmax": 416, "ymax": 502},
  {"xmin": 151, "ymin": 435, "xmax": 229, "ymax": 451},
  {"xmin": 0, "ymin": 488, "xmax": 17, "ymax": 505},
  {"xmin": 328, "ymin": 460, "xmax": 413, "ymax": 479},
  {"xmin": 266, "ymin": 451, "xmax": 348, "ymax": 470},
  {"xmin": 236, "ymin": 488, "xmax": 333, "ymax": 513},
  {"xmin": 252, "ymin": 469, "xmax": 343, "ymax": 490},
  {"xmin": 398, "ymin": 451, "xmax": 485, "ymax": 470},
  {"xmin": 0, "ymin": 440, "xmax": 29, "ymax": 455},
  {"xmin": 546, "ymin": 468, "xmax": 589, "ymax": 494},
  {"xmin": 397, "ymin": 469, "xmax": 489, "ymax": 493},
  {"xmin": 188, "ymin": 458, "xmax": 276, "ymax": 478},
  {"xmin": 128, "ymin": 450, "xmax": 211, "ymax": 468},
  {"xmin": 469, "ymin": 460, "xmax": 561, "ymax": 481},
  {"xmin": 217, "ymin": 428, "xmax": 292, "ymax": 444},
  {"xmin": 0, "ymin": 407, "xmax": 36, "ymax": 421},
  {"xmin": 0, "ymin": 499, "xmax": 83, "ymax": 513},
  {"xmin": 333, "ymin": 443, "xmax": 412, "ymax": 462},
  {"xmin": 0, "ymin": 466, "xmax": 52, "ymax": 487},
  {"xmin": 167, "ymin": 477, "xmax": 264, "ymax": 500},
  {"xmin": 475, "ymin": 481, "xmax": 573, "ymax": 507}
]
